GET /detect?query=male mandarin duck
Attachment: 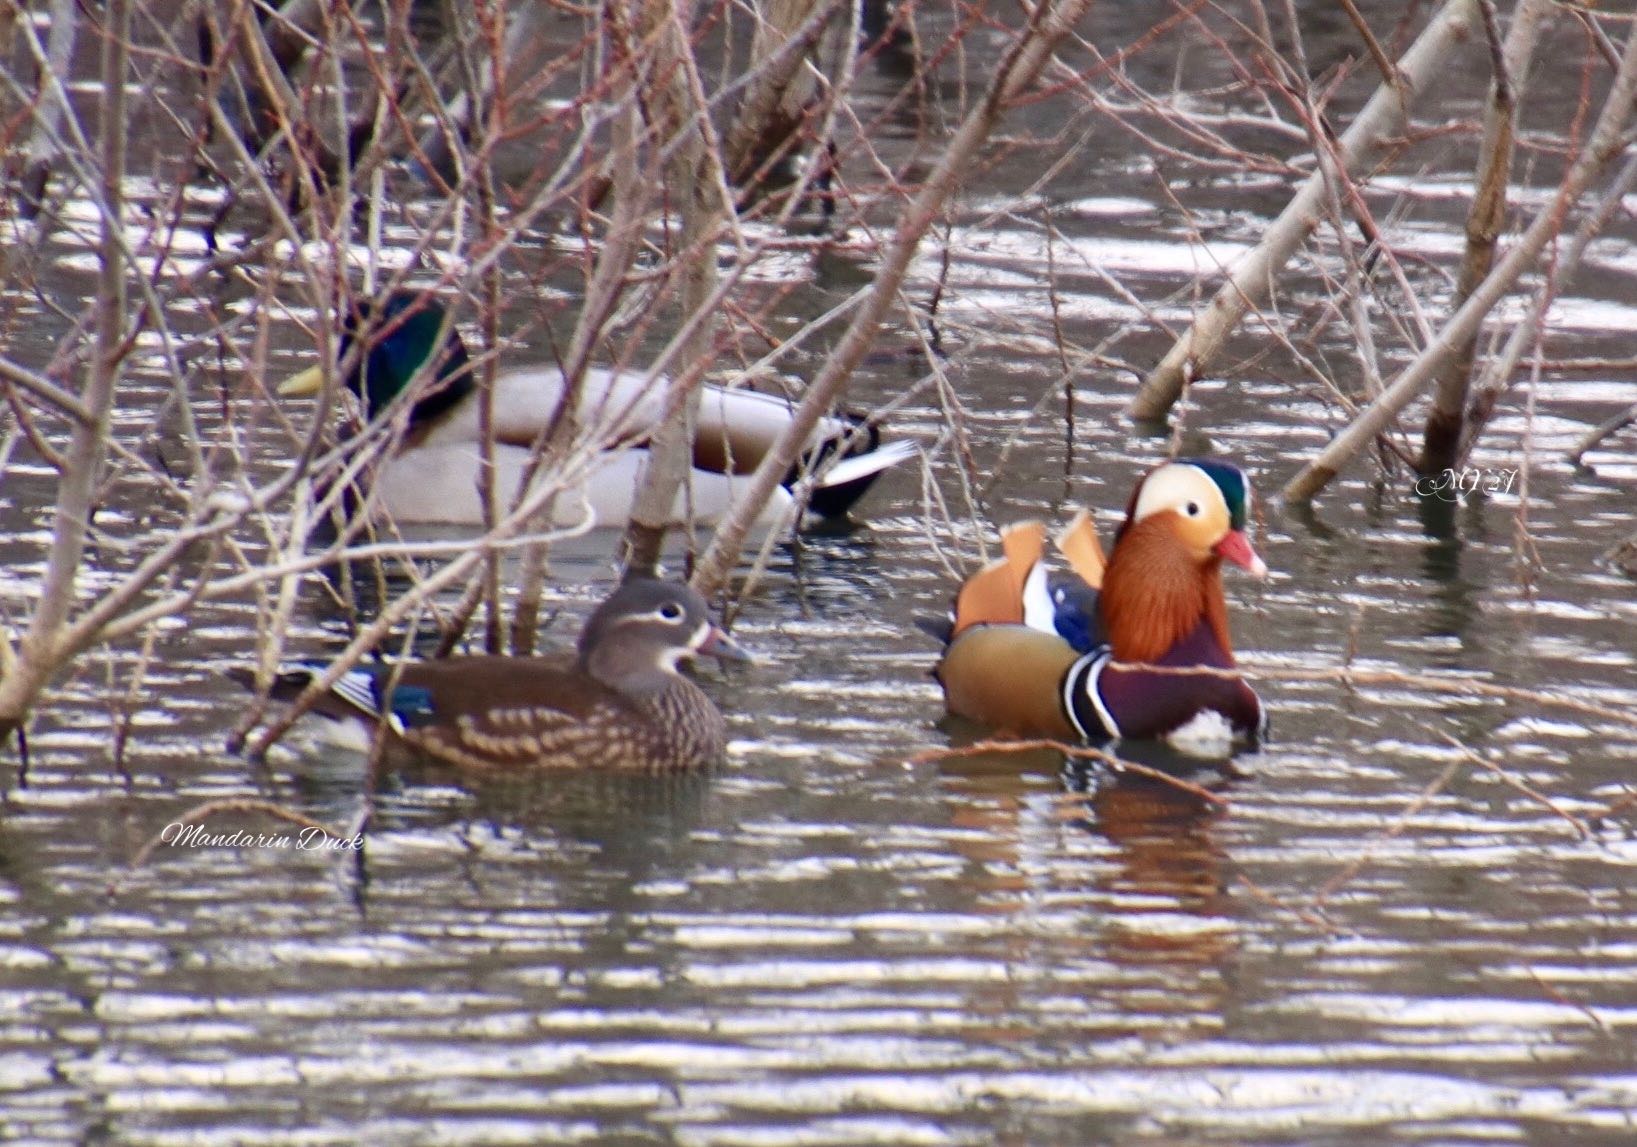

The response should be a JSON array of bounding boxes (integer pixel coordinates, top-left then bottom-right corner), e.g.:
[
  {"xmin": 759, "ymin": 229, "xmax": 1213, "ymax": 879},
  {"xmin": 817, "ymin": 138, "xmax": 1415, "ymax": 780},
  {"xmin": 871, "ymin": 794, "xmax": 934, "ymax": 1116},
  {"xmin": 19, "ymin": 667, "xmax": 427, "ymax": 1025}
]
[
  {"xmin": 930, "ymin": 459, "xmax": 1268, "ymax": 751},
  {"xmin": 250, "ymin": 579, "xmax": 749, "ymax": 772},
  {"xmin": 279, "ymin": 291, "xmax": 915, "ymax": 528}
]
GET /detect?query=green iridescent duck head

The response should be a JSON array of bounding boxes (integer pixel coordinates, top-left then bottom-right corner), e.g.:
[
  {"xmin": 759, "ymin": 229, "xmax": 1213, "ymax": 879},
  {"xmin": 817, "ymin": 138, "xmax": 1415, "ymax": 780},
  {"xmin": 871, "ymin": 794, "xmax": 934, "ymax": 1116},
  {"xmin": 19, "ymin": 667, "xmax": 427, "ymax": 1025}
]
[{"xmin": 280, "ymin": 291, "xmax": 474, "ymax": 428}]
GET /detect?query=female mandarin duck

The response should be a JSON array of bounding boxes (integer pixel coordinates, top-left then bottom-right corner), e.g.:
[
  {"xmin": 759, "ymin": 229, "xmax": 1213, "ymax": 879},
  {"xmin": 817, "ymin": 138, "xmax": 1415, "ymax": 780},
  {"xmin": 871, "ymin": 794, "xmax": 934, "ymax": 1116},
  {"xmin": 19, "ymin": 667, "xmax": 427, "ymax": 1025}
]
[
  {"xmin": 255, "ymin": 579, "xmax": 749, "ymax": 772},
  {"xmin": 931, "ymin": 459, "xmax": 1268, "ymax": 751},
  {"xmin": 279, "ymin": 291, "xmax": 915, "ymax": 528}
]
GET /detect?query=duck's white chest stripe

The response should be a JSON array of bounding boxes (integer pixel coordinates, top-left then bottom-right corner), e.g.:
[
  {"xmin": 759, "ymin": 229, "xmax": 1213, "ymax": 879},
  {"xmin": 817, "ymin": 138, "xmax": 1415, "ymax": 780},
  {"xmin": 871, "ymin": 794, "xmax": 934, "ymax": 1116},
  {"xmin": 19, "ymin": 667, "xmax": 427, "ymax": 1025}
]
[{"xmin": 1063, "ymin": 650, "xmax": 1120, "ymax": 740}]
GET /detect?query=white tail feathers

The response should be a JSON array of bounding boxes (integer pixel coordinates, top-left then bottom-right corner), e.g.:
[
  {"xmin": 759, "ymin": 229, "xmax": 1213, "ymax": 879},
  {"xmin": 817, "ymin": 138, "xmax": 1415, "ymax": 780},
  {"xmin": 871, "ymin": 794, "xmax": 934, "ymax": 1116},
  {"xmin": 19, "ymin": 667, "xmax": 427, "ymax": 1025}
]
[{"xmin": 813, "ymin": 438, "xmax": 918, "ymax": 489}]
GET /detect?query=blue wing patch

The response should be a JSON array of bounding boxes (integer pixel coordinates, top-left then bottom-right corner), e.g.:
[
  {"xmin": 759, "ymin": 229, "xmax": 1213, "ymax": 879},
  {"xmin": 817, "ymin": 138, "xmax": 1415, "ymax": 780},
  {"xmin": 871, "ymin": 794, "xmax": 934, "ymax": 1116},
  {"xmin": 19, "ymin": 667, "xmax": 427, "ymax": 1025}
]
[
  {"xmin": 329, "ymin": 667, "xmax": 437, "ymax": 733},
  {"xmin": 383, "ymin": 684, "xmax": 436, "ymax": 727},
  {"xmin": 1049, "ymin": 573, "xmax": 1105, "ymax": 654}
]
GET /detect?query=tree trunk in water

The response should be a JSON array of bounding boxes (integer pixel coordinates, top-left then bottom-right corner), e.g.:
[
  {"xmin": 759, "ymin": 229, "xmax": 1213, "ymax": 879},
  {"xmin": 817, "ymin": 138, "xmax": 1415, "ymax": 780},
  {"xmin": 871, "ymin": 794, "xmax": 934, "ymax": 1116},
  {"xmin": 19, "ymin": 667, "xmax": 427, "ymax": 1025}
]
[
  {"xmin": 0, "ymin": 0, "xmax": 129, "ymax": 729},
  {"xmin": 1417, "ymin": 0, "xmax": 1551, "ymax": 475},
  {"xmin": 1457, "ymin": 149, "xmax": 1637, "ymax": 464},
  {"xmin": 621, "ymin": 0, "xmax": 731, "ymax": 579},
  {"xmin": 725, "ymin": 0, "xmax": 837, "ymax": 190},
  {"xmin": 690, "ymin": 0, "xmax": 1096, "ymax": 597},
  {"xmin": 1128, "ymin": 0, "xmax": 1480, "ymax": 423},
  {"xmin": 1283, "ymin": 17, "xmax": 1637, "ymax": 502},
  {"xmin": 12, "ymin": 0, "xmax": 79, "ymax": 221}
]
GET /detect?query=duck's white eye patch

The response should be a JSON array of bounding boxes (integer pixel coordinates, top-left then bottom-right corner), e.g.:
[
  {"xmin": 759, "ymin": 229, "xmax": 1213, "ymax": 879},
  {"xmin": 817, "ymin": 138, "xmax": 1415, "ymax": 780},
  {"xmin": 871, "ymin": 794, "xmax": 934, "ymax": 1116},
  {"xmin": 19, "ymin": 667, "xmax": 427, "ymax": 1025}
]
[{"xmin": 1134, "ymin": 462, "xmax": 1222, "ymax": 524}]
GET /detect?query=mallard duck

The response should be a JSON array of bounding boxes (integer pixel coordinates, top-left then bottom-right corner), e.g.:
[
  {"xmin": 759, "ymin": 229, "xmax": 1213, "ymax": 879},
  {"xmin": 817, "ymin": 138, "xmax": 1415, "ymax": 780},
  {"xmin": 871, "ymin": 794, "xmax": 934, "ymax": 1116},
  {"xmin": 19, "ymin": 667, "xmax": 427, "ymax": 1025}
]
[
  {"xmin": 252, "ymin": 579, "xmax": 750, "ymax": 772},
  {"xmin": 928, "ymin": 459, "xmax": 1268, "ymax": 751},
  {"xmin": 279, "ymin": 292, "xmax": 915, "ymax": 528}
]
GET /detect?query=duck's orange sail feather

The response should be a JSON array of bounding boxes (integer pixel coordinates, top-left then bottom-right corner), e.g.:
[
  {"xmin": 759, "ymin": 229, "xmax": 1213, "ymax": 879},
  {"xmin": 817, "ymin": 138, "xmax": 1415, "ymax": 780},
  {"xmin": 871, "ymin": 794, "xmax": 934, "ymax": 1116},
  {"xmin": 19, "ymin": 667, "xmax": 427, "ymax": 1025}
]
[
  {"xmin": 951, "ymin": 520, "xmax": 1046, "ymax": 637},
  {"xmin": 1053, "ymin": 508, "xmax": 1105, "ymax": 590}
]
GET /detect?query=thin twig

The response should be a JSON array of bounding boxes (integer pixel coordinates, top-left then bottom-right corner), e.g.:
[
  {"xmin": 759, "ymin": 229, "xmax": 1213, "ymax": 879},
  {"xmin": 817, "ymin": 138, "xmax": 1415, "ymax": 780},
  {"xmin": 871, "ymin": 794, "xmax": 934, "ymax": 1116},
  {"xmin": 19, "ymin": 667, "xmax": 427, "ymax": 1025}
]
[
  {"xmin": 1438, "ymin": 731, "xmax": 1589, "ymax": 839},
  {"xmin": 1312, "ymin": 759, "xmax": 1462, "ymax": 906},
  {"xmin": 1336, "ymin": 0, "xmax": 1400, "ymax": 90}
]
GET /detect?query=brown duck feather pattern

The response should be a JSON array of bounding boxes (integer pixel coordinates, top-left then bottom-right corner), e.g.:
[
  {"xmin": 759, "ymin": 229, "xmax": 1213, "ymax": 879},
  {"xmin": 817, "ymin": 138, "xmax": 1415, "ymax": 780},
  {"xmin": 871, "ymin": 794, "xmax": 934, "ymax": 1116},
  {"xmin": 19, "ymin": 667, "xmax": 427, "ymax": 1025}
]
[{"xmin": 391, "ymin": 656, "xmax": 727, "ymax": 773}]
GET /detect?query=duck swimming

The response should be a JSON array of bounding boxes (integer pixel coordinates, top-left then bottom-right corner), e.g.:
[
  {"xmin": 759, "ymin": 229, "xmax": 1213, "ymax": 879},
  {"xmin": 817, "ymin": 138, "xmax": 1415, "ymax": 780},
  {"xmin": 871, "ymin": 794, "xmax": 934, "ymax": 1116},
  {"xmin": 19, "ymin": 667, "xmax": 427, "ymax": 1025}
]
[
  {"xmin": 249, "ymin": 579, "xmax": 750, "ymax": 772},
  {"xmin": 929, "ymin": 459, "xmax": 1268, "ymax": 751},
  {"xmin": 280, "ymin": 291, "xmax": 915, "ymax": 529}
]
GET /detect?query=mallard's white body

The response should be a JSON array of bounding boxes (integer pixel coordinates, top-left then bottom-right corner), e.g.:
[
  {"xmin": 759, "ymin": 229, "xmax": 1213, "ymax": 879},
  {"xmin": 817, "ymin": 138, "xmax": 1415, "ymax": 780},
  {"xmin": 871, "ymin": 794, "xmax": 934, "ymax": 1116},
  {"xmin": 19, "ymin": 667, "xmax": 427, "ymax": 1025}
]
[
  {"xmin": 372, "ymin": 440, "xmax": 795, "ymax": 528},
  {"xmin": 367, "ymin": 366, "xmax": 909, "ymax": 528},
  {"xmin": 283, "ymin": 297, "xmax": 915, "ymax": 528},
  {"xmin": 418, "ymin": 366, "xmax": 861, "ymax": 464}
]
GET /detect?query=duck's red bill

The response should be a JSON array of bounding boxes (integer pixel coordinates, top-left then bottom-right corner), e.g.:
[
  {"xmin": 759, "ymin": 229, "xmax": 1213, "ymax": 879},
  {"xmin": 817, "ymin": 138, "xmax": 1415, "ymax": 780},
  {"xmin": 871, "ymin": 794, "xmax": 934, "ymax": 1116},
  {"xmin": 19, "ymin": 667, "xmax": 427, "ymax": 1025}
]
[{"xmin": 1214, "ymin": 529, "xmax": 1268, "ymax": 579}]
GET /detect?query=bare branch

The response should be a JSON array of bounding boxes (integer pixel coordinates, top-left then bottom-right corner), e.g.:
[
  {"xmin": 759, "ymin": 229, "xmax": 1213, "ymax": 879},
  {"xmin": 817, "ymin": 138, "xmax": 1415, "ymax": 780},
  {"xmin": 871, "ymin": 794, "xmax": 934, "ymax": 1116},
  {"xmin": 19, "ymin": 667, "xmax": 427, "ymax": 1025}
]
[
  {"xmin": 1129, "ymin": 0, "xmax": 1482, "ymax": 422},
  {"xmin": 1285, "ymin": 16, "xmax": 1637, "ymax": 501},
  {"xmin": 692, "ymin": 0, "xmax": 1097, "ymax": 595}
]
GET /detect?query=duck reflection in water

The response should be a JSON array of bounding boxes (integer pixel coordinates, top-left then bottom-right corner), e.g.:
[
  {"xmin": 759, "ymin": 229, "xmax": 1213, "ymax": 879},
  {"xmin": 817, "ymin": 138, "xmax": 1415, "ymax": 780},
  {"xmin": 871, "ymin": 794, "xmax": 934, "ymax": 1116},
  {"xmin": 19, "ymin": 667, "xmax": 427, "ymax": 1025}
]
[{"xmin": 934, "ymin": 741, "xmax": 1236, "ymax": 1033}]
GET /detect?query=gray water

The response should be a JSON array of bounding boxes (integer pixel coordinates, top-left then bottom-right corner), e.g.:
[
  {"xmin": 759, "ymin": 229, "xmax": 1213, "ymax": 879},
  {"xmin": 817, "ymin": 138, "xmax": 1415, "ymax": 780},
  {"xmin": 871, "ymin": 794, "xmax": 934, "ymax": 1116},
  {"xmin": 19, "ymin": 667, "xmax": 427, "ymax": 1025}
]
[{"xmin": 3, "ymin": 3, "xmax": 1637, "ymax": 1144}]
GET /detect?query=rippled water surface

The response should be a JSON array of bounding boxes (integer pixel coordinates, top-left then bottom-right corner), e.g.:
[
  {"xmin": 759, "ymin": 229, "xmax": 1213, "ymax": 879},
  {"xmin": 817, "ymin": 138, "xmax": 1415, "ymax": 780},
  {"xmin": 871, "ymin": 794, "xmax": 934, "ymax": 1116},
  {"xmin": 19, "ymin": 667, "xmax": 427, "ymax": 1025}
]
[{"xmin": 4, "ymin": 4, "xmax": 1637, "ymax": 1145}]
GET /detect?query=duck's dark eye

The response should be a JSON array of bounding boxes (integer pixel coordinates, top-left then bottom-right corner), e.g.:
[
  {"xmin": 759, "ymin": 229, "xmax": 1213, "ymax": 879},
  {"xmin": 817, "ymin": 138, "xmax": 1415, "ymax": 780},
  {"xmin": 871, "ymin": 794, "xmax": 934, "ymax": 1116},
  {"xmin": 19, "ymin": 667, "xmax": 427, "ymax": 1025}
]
[
  {"xmin": 1185, "ymin": 501, "xmax": 1200, "ymax": 517},
  {"xmin": 658, "ymin": 602, "xmax": 685, "ymax": 621}
]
